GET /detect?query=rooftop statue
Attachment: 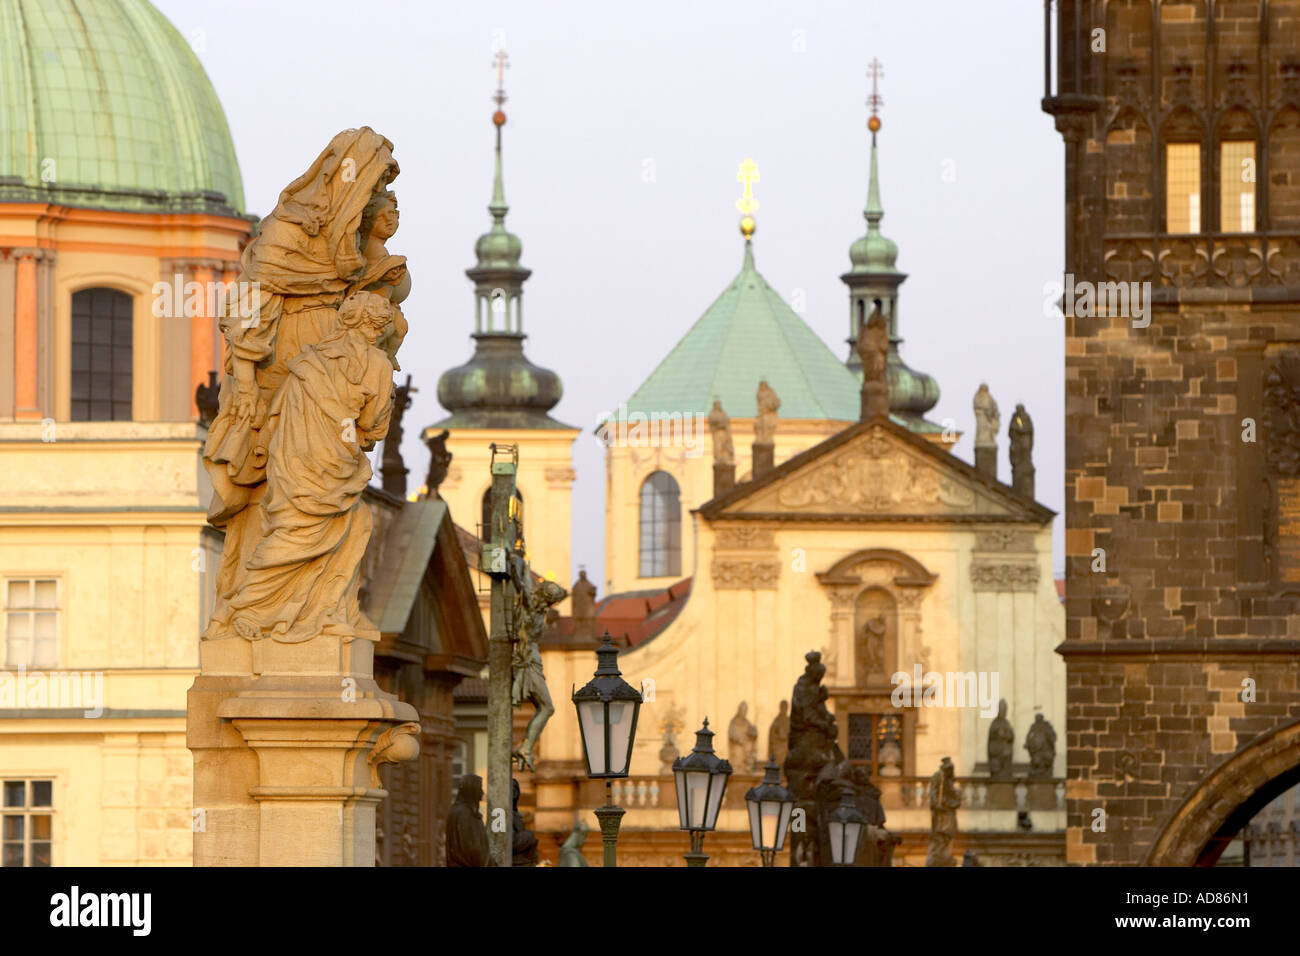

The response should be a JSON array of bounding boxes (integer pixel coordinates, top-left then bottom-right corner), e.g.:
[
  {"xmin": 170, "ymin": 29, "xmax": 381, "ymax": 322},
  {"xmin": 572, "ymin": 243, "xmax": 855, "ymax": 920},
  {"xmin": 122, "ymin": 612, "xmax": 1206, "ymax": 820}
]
[
  {"xmin": 754, "ymin": 380, "xmax": 781, "ymax": 445},
  {"xmin": 708, "ymin": 399, "xmax": 735, "ymax": 466}
]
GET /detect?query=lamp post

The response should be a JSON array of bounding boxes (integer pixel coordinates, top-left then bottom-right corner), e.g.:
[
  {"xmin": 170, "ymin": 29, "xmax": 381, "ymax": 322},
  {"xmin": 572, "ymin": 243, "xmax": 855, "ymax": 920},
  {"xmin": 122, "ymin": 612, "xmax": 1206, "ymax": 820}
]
[
  {"xmin": 744, "ymin": 758, "xmax": 795, "ymax": 867},
  {"xmin": 672, "ymin": 719, "xmax": 733, "ymax": 867},
  {"xmin": 826, "ymin": 790, "xmax": 866, "ymax": 866},
  {"xmin": 572, "ymin": 631, "xmax": 643, "ymax": 867}
]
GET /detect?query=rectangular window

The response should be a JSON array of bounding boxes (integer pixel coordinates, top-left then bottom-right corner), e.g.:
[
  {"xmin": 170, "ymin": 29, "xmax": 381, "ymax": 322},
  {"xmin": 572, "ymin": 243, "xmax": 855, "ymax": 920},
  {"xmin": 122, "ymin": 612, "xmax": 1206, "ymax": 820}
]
[
  {"xmin": 847, "ymin": 712, "xmax": 904, "ymax": 778},
  {"xmin": 1, "ymin": 780, "xmax": 53, "ymax": 867},
  {"xmin": 1220, "ymin": 141, "xmax": 1257, "ymax": 233},
  {"xmin": 1166, "ymin": 143, "xmax": 1201, "ymax": 234},
  {"xmin": 4, "ymin": 579, "xmax": 58, "ymax": 669}
]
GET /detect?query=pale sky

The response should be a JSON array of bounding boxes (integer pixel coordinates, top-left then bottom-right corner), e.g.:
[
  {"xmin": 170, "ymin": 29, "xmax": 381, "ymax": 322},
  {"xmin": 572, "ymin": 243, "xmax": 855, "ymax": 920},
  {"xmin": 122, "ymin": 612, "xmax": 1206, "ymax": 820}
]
[{"xmin": 158, "ymin": 0, "xmax": 1065, "ymax": 584}]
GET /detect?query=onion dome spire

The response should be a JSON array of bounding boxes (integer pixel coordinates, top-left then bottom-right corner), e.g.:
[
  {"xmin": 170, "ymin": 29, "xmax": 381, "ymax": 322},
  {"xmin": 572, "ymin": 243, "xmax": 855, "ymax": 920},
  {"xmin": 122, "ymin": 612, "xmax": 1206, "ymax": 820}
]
[
  {"xmin": 841, "ymin": 59, "xmax": 941, "ymax": 430},
  {"xmin": 434, "ymin": 50, "xmax": 569, "ymax": 430}
]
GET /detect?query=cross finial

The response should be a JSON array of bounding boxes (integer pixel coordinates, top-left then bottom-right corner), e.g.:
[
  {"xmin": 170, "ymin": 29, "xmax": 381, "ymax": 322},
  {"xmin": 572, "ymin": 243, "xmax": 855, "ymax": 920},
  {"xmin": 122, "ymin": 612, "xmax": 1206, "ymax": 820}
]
[
  {"xmin": 867, "ymin": 58, "xmax": 884, "ymax": 117},
  {"xmin": 735, "ymin": 157, "xmax": 760, "ymax": 241},
  {"xmin": 492, "ymin": 48, "xmax": 510, "ymax": 111}
]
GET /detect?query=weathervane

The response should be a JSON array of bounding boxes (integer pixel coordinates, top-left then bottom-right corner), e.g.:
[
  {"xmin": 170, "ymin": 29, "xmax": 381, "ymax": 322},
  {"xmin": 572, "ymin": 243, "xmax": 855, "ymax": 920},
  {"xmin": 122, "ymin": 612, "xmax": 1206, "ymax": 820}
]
[
  {"xmin": 735, "ymin": 157, "xmax": 759, "ymax": 240},
  {"xmin": 492, "ymin": 47, "xmax": 509, "ymax": 121},
  {"xmin": 867, "ymin": 58, "xmax": 883, "ymax": 135}
]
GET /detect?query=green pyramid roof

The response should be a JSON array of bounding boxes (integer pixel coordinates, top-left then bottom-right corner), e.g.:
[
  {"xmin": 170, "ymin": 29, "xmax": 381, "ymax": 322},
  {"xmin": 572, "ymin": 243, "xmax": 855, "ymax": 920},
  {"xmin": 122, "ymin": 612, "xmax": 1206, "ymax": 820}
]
[{"xmin": 623, "ymin": 242, "xmax": 861, "ymax": 422}]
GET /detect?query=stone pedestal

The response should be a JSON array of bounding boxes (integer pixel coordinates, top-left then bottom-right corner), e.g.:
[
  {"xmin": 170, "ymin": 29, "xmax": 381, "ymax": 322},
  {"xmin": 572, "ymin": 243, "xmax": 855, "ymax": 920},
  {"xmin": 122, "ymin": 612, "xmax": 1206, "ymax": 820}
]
[
  {"xmin": 974, "ymin": 445, "xmax": 996, "ymax": 478},
  {"xmin": 188, "ymin": 633, "xmax": 419, "ymax": 866},
  {"xmin": 752, "ymin": 443, "xmax": 774, "ymax": 479},
  {"xmin": 1012, "ymin": 464, "xmax": 1035, "ymax": 500},
  {"xmin": 713, "ymin": 462, "xmax": 736, "ymax": 497},
  {"xmin": 861, "ymin": 381, "xmax": 889, "ymax": 420}
]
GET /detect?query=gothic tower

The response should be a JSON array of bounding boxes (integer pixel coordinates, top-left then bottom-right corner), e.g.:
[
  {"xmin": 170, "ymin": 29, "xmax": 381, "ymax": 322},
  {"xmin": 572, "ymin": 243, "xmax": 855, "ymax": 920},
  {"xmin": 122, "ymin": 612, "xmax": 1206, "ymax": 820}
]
[{"xmin": 1044, "ymin": 0, "xmax": 1300, "ymax": 866}]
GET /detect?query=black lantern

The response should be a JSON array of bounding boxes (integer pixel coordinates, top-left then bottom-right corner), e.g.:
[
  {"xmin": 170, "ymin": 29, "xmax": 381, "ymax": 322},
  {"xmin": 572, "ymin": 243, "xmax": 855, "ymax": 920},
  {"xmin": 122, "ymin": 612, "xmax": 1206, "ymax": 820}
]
[
  {"xmin": 572, "ymin": 631, "xmax": 643, "ymax": 866},
  {"xmin": 672, "ymin": 719, "xmax": 733, "ymax": 867},
  {"xmin": 744, "ymin": 758, "xmax": 795, "ymax": 867},
  {"xmin": 826, "ymin": 790, "xmax": 865, "ymax": 866},
  {"xmin": 572, "ymin": 631, "xmax": 642, "ymax": 778}
]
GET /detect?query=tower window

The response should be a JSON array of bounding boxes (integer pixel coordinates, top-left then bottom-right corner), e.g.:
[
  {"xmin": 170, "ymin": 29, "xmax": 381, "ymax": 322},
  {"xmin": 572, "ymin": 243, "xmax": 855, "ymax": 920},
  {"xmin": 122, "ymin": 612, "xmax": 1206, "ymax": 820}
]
[
  {"xmin": 1165, "ymin": 143, "xmax": 1201, "ymax": 234},
  {"xmin": 638, "ymin": 471, "xmax": 681, "ymax": 578},
  {"xmin": 1220, "ymin": 141, "xmax": 1256, "ymax": 233},
  {"xmin": 70, "ymin": 288, "xmax": 133, "ymax": 421}
]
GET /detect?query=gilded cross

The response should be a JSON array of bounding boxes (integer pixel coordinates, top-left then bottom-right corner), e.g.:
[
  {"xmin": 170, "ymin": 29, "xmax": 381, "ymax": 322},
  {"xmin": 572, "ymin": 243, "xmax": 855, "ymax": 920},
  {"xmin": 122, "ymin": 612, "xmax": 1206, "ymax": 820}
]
[{"xmin": 735, "ymin": 157, "xmax": 760, "ymax": 215}]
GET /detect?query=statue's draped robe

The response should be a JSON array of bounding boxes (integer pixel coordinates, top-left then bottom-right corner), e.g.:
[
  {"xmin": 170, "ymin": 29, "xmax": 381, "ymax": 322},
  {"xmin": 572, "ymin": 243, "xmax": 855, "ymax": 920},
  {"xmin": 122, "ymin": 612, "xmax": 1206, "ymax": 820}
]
[
  {"xmin": 207, "ymin": 330, "xmax": 393, "ymax": 643},
  {"xmin": 201, "ymin": 128, "xmax": 399, "ymax": 640},
  {"xmin": 446, "ymin": 801, "xmax": 492, "ymax": 868}
]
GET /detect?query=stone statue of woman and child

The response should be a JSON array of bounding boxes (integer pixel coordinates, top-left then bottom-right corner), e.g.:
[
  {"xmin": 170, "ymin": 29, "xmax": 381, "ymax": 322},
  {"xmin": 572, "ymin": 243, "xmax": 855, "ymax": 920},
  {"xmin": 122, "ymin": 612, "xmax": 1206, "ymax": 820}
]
[{"xmin": 202, "ymin": 127, "xmax": 410, "ymax": 647}]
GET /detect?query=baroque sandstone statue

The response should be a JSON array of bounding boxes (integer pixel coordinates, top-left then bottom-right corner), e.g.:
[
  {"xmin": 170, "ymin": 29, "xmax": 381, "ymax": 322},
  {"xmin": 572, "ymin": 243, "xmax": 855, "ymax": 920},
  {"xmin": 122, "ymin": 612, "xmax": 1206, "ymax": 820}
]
[
  {"xmin": 973, "ymin": 383, "xmax": 1000, "ymax": 449},
  {"xmin": 987, "ymin": 698, "xmax": 1015, "ymax": 780},
  {"xmin": 203, "ymin": 127, "xmax": 407, "ymax": 645},
  {"xmin": 708, "ymin": 398, "xmax": 735, "ymax": 466},
  {"xmin": 1025, "ymin": 713, "xmax": 1057, "ymax": 778},
  {"xmin": 856, "ymin": 300, "xmax": 889, "ymax": 383},
  {"xmin": 446, "ymin": 774, "xmax": 492, "ymax": 867},
  {"xmin": 754, "ymin": 380, "xmax": 781, "ymax": 445},
  {"xmin": 728, "ymin": 701, "xmax": 758, "ymax": 772},
  {"xmin": 926, "ymin": 756, "xmax": 962, "ymax": 867},
  {"xmin": 767, "ymin": 699, "xmax": 790, "ymax": 764}
]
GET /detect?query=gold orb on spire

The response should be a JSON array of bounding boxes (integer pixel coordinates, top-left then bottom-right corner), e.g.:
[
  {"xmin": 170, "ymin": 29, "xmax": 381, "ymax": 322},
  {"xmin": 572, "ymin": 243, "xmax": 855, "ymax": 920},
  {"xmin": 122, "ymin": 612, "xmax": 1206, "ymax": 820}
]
[
  {"xmin": 868, "ymin": 115, "xmax": 881, "ymax": 133},
  {"xmin": 735, "ymin": 157, "xmax": 759, "ymax": 241}
]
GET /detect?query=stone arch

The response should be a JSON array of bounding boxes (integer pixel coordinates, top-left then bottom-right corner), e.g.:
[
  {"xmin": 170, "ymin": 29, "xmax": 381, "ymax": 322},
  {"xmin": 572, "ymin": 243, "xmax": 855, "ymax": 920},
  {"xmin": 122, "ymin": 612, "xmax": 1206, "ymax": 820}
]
[
  {"xmin": 819, "ymin": 547, "xmax": 937, "ymax": 588},
  {"xmin": 1147, "ymin": 718, "xmax": 1300, "ymax": 866}
]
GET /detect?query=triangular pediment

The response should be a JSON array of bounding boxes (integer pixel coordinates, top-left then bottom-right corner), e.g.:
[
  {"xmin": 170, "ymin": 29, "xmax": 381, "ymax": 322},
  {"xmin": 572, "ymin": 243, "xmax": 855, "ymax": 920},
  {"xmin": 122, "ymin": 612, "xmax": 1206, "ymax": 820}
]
[{"xmin": 699, "ymin": 419, "xmax": 1052, "ymax": 522}]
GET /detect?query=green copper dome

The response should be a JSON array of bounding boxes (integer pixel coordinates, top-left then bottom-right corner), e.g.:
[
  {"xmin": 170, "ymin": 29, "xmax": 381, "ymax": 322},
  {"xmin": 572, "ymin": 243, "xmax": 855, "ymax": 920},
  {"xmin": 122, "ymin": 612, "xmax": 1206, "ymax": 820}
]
[{"xmin": 0, "ymin": 0, "xmax": 244, "ymax": 214}]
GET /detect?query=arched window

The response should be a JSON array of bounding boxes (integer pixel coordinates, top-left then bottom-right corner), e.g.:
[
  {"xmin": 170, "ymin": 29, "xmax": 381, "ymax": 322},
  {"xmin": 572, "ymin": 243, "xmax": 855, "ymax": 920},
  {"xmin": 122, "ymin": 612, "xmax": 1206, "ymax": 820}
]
[
  {"xmin": 639, "ymin": 471, "xmax": 681, "ymax": 578},
  {"xmin": 70, "ymin": 288, "xmax": 132, "ymax": 421}
]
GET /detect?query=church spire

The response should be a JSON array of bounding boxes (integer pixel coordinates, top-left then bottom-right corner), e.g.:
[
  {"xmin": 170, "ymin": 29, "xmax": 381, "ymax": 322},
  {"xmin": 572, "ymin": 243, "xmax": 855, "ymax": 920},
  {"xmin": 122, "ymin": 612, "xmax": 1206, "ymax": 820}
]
[
  {"xmin": 435, "ymin": 49, "xmax": 568, "ymax": 430},
  {"xmin": 841, "ymin": 59, "xmax": 939, "ymax": 428}
]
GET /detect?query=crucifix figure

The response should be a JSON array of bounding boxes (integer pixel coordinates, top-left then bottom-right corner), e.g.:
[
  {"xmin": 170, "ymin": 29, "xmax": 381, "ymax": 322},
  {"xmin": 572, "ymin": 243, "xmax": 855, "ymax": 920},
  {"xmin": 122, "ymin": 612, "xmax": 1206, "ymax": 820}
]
[
  {"xmin": 492, "ymin": 48, "xmax": 509, "ymax": 110},
  {"xmin": 867, "ymin": 57, "xmax": 884, "ymax": 115}
]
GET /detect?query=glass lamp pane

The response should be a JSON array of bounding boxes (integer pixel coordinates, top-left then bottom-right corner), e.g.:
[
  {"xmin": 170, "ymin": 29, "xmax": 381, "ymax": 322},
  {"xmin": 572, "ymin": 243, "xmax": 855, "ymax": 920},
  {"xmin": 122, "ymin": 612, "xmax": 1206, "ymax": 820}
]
[
  {"xmin": 828, "ymin": 820, "xmax": 844, "ymax": 864},
  {"xmin": 704, "ymin": 771, "xmax": 728, "ymax": 829},
  {"xmin": 686, "ymin": 771, "xmax": 709, "ymax": 829},
  {"xmin": 674, "ymin": 769, "xmax": 689, "ymax": 828},
  {"xmin": 775, "ymin": 801, "xmax": 794, "ymax": 851},
  {"xmin": 577, "ymin": 701, "xmax": 606, "ymax": 774},
  {"xmin": 846, "ymin": 821, "xmax": 863, "ymax": 864},
  {"xmin": 760, "ymin": 801, "xmax": 780, "ymax": 849},
  {"xmin": 606, "ymin": 700, "xmax": 635, "ymax": 775},
  {"xmin": 747, "ymin": 800, "xmax": 761, "ymax": 849}
]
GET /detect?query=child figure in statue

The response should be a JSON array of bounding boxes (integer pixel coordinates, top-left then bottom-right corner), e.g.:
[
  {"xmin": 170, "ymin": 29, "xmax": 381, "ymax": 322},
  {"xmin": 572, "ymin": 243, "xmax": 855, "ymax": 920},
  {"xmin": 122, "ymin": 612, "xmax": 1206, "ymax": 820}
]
[{"xmin": 209, "ymin": 291, "xmax": 395, "ymax": 644}]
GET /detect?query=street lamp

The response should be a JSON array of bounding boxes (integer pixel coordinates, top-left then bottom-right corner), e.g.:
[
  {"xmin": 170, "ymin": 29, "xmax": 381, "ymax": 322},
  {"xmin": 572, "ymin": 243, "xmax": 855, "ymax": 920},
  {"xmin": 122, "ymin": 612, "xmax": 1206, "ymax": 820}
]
[
  {"xmin": 826, "ymin": 790, "xmax": 865, "ymax": 866},
  {"xmin": 572, "ymin": 630, "xmax": 643, "ymax": 867},
  {"xmin": 744, "ymin": 758, "xmax": 795, "ymax": 867},
  {"xmin": 672, "ymin": 719, "xmax": 733, "ymax": 867}
]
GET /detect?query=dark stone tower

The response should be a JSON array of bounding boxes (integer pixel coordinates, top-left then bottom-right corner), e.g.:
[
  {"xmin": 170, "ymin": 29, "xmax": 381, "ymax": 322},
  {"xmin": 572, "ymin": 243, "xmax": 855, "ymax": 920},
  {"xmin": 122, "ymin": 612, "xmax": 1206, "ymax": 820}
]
[{"xmin": 1044, "ymin": 0, "xmax": 1300, "ymax": 866}]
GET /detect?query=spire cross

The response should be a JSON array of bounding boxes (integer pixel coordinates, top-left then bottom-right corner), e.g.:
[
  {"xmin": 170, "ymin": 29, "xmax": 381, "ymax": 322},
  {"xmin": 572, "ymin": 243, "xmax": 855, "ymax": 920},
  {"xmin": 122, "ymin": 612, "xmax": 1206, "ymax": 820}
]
[
  {"xmin": 735, "ymin": 157, "xmax": 760, "ymax": 216},
  {"xmin": 492, "ymin": 48, "xmax": 509, "ymax": 109},
  {"xmin": 867, "ymin": 57, "xmax": 884, "ymax": 117}
]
